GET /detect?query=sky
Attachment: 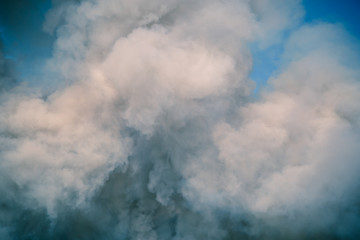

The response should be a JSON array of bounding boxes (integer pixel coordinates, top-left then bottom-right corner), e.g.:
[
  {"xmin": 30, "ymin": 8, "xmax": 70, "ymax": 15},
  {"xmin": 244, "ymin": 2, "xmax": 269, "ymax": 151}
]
[
  {"xmin": 250, "ymin": 0, "xmax": 360, "ymax": 93},
  {"xmin": 1, "ymin": 1, "xmax": 360, "ymax": 240}
]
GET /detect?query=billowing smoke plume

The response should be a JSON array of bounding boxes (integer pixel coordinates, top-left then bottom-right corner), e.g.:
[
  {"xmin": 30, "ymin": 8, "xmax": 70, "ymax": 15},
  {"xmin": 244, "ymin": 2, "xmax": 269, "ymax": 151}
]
[{"xmin": 0, "ymin": 0, "xmax": 360, "ymax": 239}]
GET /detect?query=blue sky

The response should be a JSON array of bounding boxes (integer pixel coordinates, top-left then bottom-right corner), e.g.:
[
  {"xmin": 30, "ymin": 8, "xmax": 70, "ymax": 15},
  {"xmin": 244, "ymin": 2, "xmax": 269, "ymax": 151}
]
[
  {"xmin": 304, "ymin": 0, "xmax": 360, "ymax": 38},
  {"xmin": 0, "ymin": 0, "xmax": 54, "ymax": 84},
  {"xmin": 251, "ymin": 0, "xmax": 360, "ymax": 94}
]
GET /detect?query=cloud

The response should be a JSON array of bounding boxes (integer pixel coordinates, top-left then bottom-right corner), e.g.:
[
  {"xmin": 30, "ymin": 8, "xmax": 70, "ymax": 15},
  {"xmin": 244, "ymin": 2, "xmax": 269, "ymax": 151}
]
[
  {"xmin": 186, "ymin": 23, "xmax": 360, "ymax": 238},
  {"xmin": 0, "ymin": 0, "xmax": 359, "ymax": 239}
]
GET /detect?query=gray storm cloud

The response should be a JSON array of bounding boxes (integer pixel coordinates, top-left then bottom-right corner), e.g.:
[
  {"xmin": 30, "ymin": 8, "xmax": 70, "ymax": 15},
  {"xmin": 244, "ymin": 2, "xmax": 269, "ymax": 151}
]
[{"xmin": 0, "ymin": 0, "xmax": 360, "ymax": 239}]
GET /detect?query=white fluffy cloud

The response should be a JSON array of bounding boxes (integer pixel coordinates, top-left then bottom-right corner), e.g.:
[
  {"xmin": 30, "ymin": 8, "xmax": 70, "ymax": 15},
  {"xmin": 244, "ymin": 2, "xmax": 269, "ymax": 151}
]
[{"xmin": 0, "ymin": 0, "xmax": 359, "ymax": 239}]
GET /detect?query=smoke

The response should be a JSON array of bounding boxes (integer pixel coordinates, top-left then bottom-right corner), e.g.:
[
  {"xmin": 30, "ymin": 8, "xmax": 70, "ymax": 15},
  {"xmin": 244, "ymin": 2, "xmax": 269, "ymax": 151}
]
[{"xmin": 0, "ymin": 0, "xmax": 360, "ymax": 239}]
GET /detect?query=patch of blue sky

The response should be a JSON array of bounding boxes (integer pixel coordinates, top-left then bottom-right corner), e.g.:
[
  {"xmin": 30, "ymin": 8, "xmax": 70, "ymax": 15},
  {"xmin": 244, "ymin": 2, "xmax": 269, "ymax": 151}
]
[
  {"xmin": 249, "ymin": 0, "xmax": 360, "ymax": 96},
  {"xmin": 0, "ymin": 0, "xmax": 54, "ymax": 89},
  {"xmin": 303, "ymin": 0, "xmax": 360, "ymax": 38},
  {"xmin": 249, "ymin": 42, "xmax": 282, "ymax": 95}
]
